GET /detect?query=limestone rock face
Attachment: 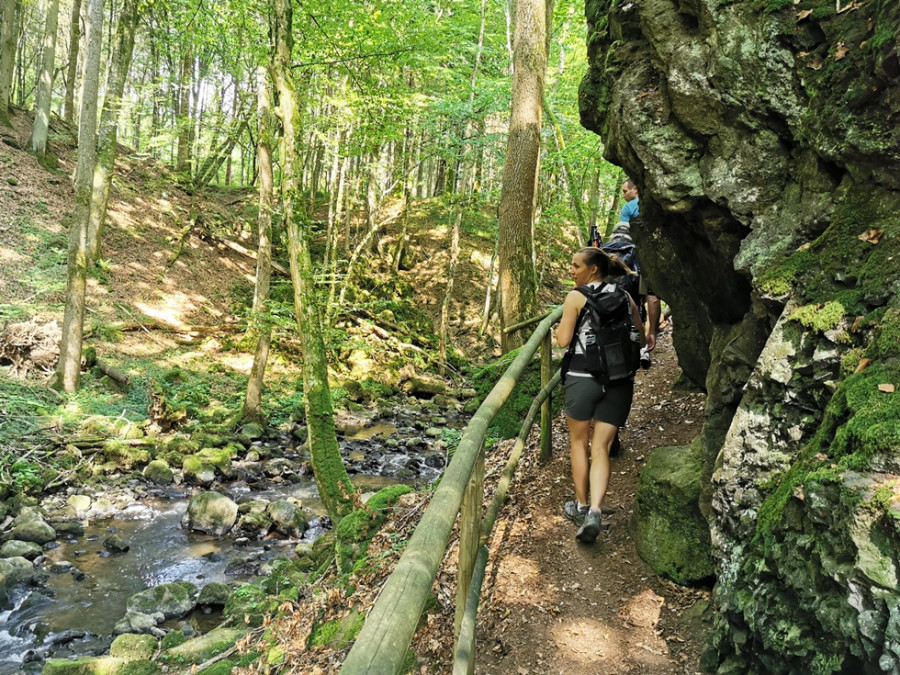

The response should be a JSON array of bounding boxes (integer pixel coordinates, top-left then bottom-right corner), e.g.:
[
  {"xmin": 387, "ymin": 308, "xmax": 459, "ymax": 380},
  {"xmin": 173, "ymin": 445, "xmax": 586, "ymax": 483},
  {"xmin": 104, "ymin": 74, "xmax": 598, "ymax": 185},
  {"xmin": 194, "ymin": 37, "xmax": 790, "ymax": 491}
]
[
  {"xmin": 181, "ymin": 491, "xmax": 239, "ymax": 536},
  {"xmin": 580, "ymin": 0, "xmax": 900, "ymax": 671}
]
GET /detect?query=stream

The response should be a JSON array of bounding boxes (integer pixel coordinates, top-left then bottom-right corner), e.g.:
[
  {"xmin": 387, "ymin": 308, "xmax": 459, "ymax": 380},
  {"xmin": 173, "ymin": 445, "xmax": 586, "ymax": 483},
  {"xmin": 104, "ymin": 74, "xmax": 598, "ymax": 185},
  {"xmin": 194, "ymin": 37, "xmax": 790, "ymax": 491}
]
[{"xmin": 0, "ymin": 413, "xmax": 458, "ymax": 673}]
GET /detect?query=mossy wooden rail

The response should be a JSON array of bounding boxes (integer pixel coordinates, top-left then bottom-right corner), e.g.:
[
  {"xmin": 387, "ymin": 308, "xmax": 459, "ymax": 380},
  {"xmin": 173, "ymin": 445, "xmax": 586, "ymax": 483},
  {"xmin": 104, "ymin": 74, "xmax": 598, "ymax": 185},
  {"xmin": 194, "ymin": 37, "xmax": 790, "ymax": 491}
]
[{"xmin": 341, "ymin": 305, "xmax": 563, "ymax": 674}]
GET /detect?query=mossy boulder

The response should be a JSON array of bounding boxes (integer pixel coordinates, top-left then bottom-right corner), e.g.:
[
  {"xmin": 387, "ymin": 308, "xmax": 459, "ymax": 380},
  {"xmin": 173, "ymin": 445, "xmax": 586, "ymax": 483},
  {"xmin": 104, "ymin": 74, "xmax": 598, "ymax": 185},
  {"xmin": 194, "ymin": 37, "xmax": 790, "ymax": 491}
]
[
  {"xmin": 631, "ymin": 441, "xmax": 714, "ymax": 585},
  {"xmin": 142, "ymin": 460, "xmax": 174, "ymax": 485},
  {"xmin": 109, "ymin": 634, "xmax": 157, "ymax": 661},
  {"xmin": 266, "ymin": 500, "xmax": 307, "ymax": 538},
  {"xmin": 9, "ymin": 508, "xmax": 56, "ymax": 544},
  {"xmin": 126, "ymin": 581, "xmax": 197, "ymax": 620},
  {"xmin": 102, "ymin": 441, "xmax": 152, "ymax": 472},
  {"xmin": 0, "ymin": 540, "xmax": 42, "ymax": 560},
  {"xmin": 0, "ymin": 556, "xmax": 34, "ymax": 609},
  {"xmin": 163, "ymin": 628, "xmax": 249, "ymax": 665},
  {"xmin": 182, "ymin": 446, "xmax": 238, "ymax": 485},
  {"xmin": 41, "ymin": 657, "xmax": 125, "ymax": 674},
  {"xmin": 197, "ymin": 581, "xmax": 231, "ymax": 609},
  {"xmin": 182, "ymin": 492, "xmax": 239, "ymax": 536}
]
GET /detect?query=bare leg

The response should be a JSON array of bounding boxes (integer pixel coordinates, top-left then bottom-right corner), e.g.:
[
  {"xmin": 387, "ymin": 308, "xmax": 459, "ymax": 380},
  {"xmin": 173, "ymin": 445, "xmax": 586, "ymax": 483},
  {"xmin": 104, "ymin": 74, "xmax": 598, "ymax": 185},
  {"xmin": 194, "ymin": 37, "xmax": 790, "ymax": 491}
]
[
  {"xmin": 566, "ymin": 415, "xmax": 591, "ymax": 505},
  {"xmin": 588, "ymin": 421, "xmax": 618, "ymax": 511}
]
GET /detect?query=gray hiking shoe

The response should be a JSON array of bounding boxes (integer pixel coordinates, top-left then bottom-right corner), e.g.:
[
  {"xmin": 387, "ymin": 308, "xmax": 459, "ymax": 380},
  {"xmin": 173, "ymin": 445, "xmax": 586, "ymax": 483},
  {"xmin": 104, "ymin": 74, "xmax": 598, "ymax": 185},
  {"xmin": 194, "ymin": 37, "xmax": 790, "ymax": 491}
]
[
  {"xmin": 576, "ymin": 510, "xmax": 608, "ymax": 544},
  {"xmin": 563, "ymin": 501, "xmax": 588, "ymax": 526}
]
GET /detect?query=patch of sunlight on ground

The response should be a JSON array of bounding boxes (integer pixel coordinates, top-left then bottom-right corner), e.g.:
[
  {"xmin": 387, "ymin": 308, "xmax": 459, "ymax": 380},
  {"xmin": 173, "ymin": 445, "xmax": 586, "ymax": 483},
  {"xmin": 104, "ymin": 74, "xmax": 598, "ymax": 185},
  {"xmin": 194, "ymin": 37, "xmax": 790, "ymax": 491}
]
[
  {"xmin": 501, "ymin": 555, "xmax": 557, "ymax": 605},
  {"xmin": 0, "ymin": 245, "xmax": 26, "ymax": 264},
  {"xmin": 469, "ymin": 249, "xmax": 493, "ymax": 269},
  {"xmin": 219, "ymin": 353, "xmax": 254, "ymax": 374},
  {"xmin": 115, "ymin": 332, "xmax": 180, "ymax": 358},
  {"xmin": 550, "ymin": 617, "xmax": 625, "ymax": 663}
]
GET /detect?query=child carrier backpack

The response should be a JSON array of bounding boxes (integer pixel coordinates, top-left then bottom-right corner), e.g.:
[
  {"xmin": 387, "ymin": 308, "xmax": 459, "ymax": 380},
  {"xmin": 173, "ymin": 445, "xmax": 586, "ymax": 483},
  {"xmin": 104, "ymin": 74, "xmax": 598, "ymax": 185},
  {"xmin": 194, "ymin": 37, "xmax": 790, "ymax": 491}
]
[{"xmin": 561, "ymin": 284, "xmax": 642, "ymax": 385}]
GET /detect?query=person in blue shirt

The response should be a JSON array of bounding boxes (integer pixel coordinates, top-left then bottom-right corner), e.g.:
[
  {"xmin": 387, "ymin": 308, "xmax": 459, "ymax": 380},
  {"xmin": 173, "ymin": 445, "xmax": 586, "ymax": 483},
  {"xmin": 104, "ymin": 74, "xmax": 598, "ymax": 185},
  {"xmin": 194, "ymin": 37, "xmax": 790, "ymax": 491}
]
[{"xmin": 620, "ymin": 179, "xmax": 639, "ymax": 222}]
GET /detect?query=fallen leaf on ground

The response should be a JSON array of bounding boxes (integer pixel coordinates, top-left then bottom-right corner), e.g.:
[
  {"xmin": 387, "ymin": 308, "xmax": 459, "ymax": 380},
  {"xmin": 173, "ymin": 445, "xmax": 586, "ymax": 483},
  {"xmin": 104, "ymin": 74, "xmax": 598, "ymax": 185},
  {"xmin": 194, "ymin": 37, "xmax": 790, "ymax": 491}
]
[
  {"xmin": 796, "ymin": 8, "xmax": 813, "ymax": 20},
  {"xmin": 878, "ymin": 383, "xmax": 895, "ymax": 393},
  {"xmin": 834, "ymin": 42, "xmax": 849, "ymax": 60},
  {"xmin": 854, "ymin": 358, "xmax": 872, "ymax": 373},
  {"xmin": 859, "ymin": 228, "xmax": 883, "ymax": 244}
]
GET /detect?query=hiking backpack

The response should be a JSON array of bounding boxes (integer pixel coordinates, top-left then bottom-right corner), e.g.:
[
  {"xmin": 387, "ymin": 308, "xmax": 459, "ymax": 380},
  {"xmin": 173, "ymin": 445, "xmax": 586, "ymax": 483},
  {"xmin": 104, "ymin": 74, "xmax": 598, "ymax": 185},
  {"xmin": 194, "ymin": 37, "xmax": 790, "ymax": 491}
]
[{"xmin": 561, "ymin": 284, "xmax": 642, "ymax": 385}]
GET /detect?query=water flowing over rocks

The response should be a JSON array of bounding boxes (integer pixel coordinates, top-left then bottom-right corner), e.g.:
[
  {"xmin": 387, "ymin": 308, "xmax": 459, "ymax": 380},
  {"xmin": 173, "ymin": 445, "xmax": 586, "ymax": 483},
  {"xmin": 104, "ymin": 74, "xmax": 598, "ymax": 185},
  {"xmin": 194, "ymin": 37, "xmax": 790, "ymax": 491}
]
[{"xmin": 580, "ymin": 0, "xmax": 900, "ymax": 670}]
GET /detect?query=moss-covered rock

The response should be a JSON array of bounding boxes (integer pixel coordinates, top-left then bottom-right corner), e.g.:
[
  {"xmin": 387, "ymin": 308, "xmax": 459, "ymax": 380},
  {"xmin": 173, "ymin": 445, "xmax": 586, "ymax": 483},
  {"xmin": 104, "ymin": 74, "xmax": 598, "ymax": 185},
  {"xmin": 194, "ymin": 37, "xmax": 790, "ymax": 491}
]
[
  {"xmin": 162, "ymin": 628, "xmax": 249, "ymax": 665},
  {"xmin": 181, "ymin": 492, "xmax": 238, "ymax": 536},
  {"xmin": 125, "ymin": 581, "xmax": 197, "ymax": 620},
  {"xmin": 631, "ymin": 441, "xmax": 714, "ymax": 585},
  {"xmin": 41, "ymin": 657, "xmax": 125, "ymax": 674},
  {"xmin": 109, "ymin": 634, "xmax": 157, "ymax": 661},
  {"xmin": 197, "ymin": 581, "xmax": 231, "ymax": 608},
  {"xmin": 142, "ymin": 460, "xmax": 174, "ymax": 485},
  {"xmin": 102, "ymin": 441, "xmax": 152, "ymax": 472},
  {"xmin": 159, "ymin": 630, "xmax": 187, "ymax": 650}
]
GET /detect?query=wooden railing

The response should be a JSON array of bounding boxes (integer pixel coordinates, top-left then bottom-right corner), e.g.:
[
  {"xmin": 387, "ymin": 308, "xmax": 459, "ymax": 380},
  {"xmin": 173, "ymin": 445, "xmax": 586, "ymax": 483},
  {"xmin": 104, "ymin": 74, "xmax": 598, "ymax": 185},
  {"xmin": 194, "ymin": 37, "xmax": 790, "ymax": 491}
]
[{"xmin": 341, "ymin": 305, "xmax": 563, "ymax": 674}]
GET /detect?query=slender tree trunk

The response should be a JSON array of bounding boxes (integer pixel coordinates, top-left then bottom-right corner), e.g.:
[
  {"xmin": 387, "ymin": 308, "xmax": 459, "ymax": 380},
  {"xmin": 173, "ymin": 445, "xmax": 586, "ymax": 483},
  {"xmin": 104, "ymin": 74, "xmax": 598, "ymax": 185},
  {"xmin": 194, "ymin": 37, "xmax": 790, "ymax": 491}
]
[
  {"xmin": 30, "ymin": 0, "xmax": 61, "ymax": 157},
  {"xmin": 86, "ymin": 0, "xmax": 138, "ymax": 262},
  {"xmin": 175, "ymin": 47, "xmax": 191, "ymax": 178},
  {"xmin": 63, "ymin": 0, "xmax": 81, "ymax": 123},
  {"xmin": 54, "ymin": 0, "xmax": 103, "ymax": 393},
  {"xmin": 242, "ymin": 66, "xmax": 275, "ymax": 424},
  {"xmin": 544, "ymin": 96, "xmax": 585, "ymax": 238},
  {"xmin": 270, "ymin": 0, "xmax": 354, "ymax": 522},
  {"xmin": 439, "ymin": 207, "xmax": 461, "ymax": 371},
  {"xmin": 496, "ymin": 0, "xmax": 551, "ymax": 352},
  {"xmin": 0, "ymin": 0, "xmax": 18, "ymax": 125}
]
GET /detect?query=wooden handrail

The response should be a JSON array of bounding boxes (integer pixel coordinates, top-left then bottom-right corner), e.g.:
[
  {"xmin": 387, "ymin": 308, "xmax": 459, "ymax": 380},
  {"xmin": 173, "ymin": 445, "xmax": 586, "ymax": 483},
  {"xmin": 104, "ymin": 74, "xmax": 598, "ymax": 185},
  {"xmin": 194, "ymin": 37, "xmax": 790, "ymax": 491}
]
[{"xmin": 341, "ymin": 305, "xmax": 563, "ymax": 674}]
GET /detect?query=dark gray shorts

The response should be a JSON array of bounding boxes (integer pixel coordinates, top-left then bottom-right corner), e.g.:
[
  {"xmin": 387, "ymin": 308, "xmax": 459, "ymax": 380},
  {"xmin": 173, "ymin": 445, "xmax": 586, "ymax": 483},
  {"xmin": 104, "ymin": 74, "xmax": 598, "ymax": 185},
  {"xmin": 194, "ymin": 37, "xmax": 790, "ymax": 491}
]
[{"xmin": 564, "ymin": 375, "xmax": 634, "ymax": 426}]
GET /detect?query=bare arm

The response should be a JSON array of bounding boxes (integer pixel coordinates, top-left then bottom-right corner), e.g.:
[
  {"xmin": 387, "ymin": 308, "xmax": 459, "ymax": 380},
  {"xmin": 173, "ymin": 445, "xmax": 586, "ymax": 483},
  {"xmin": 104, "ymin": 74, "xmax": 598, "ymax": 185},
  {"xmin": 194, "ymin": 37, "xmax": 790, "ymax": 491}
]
[
  {"xmin": 556, "ymin": 290, "xmax": 585, "ymax": 348},
  {"xmin": 646, "ymin": 294, "xmax": 660, "ymax": 350}
]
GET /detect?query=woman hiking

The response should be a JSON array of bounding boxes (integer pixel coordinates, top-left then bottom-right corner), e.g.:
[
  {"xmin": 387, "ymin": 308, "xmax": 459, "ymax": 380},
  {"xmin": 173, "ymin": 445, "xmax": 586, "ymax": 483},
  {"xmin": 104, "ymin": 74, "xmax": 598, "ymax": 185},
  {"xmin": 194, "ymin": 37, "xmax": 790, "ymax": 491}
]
[{"xmin": 555, "ymin": 247, "xmax": 645, "ymax": 544}]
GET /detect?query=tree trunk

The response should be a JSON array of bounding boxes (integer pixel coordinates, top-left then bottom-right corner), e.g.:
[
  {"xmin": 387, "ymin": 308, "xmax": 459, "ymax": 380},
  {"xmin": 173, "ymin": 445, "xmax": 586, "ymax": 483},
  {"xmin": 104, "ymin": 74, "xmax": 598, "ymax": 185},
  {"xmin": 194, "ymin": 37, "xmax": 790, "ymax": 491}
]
[
  {"xmin": 439, "ymin": 207, "xmax": 461, "ymax": 372},
  {"xmin": 270, "ymin": 0, "xmax": 354, "ymax": 522},
  {"xmin": 175, "ymin": 47, "xmax": 191, "ymax": 179},
  {"xmin": 30, "ymin": 0, "xmax": 61, "ymax": 157},
  {"xmin": 54, "ymin": 0, "xmax": 103, "ymax": 393},
  {"xmin": 544, "ymin": 96, "xmax": 585, "ymax": 238},
  {"xmin": 0, "ymin": 0, "xmax": 18, "ymax": 125},
  {"xmin": 86, "ymin": 0, "xmax": 138, "ymax": 262},
  {"xmin": 497, "ymin": 0, "xmax": 550, "ymax": 352},
  {"xmin": 63, "ymin": 0, "xmax": 81, "ymax": 123},
  {"xmin": 242, "ymin": 66, "xmax": 275, "ymax": 424}
]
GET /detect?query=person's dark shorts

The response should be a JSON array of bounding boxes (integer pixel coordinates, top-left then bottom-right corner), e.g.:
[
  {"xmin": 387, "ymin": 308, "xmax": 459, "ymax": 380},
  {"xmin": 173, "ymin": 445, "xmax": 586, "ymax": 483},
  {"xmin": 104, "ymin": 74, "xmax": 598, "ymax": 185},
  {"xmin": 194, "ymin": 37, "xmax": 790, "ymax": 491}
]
[{"xmin": 564, "ymin": 375, "xmax": 634, "ymax": 427}]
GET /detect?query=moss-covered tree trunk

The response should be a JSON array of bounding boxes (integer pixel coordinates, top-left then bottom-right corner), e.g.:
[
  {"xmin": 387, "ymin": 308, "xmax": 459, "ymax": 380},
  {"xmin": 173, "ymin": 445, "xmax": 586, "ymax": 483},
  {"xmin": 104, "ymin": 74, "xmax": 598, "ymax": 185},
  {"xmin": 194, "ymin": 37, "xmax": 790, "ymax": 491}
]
[
  {"xmin": 0, "ymin": 0, "xmax": 18, "ymax": 126},
  {"xmin": 30, "ymin": 0, "xmax": 61, "ymax": 157},
  {"xmin": 497, "ymin": 0, "xmax": 551, "ymax": 352},
  {"xmin": 270, "ymin": 0, "xmax": 354, "ymax": 522},
  {"xmin": 63, "ymin": 0, "xmax": 81, "ymax": 123},
  {"xmin": 86, "ymin": 0, "xmax": 139, "ymax": 262},
  {"xmin": 54, "ymin": 0, "xmax": 103, "ymax": 393},
  {"xmin": 241, "ymin": 66, "xmax": 275, "ymax": 425},
  {"xmin": 175, "ymin": 48, "xmax": 192, "ymax": 180}
]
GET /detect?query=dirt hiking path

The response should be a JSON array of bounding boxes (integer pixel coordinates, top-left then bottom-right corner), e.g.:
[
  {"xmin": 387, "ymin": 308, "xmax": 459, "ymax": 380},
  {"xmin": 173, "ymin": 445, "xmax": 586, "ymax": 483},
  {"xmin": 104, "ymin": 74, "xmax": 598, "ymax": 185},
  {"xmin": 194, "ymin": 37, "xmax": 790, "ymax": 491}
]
[{"xmin": 467, "ymin": 327, "xmax": 712, "ymax": 675}]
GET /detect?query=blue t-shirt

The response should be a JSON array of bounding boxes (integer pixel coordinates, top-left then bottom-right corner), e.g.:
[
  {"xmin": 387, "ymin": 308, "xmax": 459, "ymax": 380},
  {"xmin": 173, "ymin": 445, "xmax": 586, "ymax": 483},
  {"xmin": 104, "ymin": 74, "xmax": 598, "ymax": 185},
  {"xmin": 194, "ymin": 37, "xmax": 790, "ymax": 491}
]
[{"xmin": 620, "ymin": 198, "xmax": 639, "ymax": 223}]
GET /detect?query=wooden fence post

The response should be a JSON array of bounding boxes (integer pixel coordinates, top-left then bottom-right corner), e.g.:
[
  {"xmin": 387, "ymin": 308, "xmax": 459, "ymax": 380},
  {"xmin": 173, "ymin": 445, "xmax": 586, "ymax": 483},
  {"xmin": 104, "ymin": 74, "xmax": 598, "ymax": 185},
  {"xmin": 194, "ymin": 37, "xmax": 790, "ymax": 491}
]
[
  {"xmin": 455, "ymin": 443, "xmax": 485, "ymax": 647},
  {"xmin": 540, "ymin": 332, "xmax": 552, "ymax": 461}
]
